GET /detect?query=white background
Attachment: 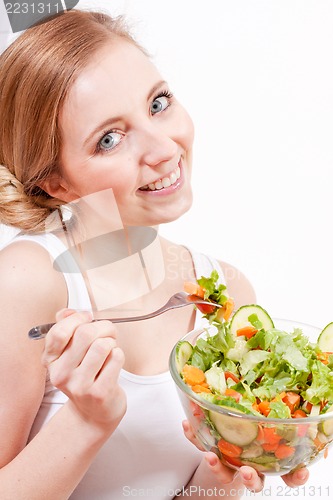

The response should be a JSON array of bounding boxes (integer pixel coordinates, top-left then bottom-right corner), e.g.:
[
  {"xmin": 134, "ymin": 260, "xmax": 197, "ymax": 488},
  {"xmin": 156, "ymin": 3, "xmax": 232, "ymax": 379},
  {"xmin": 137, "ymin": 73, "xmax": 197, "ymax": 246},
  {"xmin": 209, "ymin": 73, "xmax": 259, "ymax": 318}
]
[{"xmin": 1, "ymin": 1, "xmax": 333, "ymax": 498}]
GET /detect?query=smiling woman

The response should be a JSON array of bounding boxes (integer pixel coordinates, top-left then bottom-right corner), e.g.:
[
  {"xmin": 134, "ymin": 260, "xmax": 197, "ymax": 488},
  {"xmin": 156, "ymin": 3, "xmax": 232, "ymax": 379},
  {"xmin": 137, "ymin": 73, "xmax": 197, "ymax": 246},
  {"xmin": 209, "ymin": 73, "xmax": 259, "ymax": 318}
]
[
  {"xmin": 0, "ymin": 8, "xmax": 309, "ymax": 500},
  {"xmin": 0, "ymin": 11, "xmax": 141, "ymax": 232},
  {"xmin": 48, "ymin": 40, "xmax": 194, "ymax": 226}
]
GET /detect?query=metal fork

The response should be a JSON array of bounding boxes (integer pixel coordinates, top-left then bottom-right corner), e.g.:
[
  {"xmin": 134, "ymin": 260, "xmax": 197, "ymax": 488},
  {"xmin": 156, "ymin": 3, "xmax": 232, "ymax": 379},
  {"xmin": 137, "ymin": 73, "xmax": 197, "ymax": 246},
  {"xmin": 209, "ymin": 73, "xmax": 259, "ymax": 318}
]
[{"xmin": 28, "ymin": 291, "xmax": 221, "ymax": 340}]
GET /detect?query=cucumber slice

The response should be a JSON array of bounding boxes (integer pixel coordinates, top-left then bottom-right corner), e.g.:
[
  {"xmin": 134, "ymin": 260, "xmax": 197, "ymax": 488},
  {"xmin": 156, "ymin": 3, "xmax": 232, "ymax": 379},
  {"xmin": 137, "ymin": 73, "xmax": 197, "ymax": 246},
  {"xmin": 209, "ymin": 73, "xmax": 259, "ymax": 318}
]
[
  {"xmin": 175, "ymin": 341, "xmax": 193, "ymax": 373},
  {"xmin": 321, "ymin": 405, "xmax": 333, "ymax": 437},
  {"xmin": 317, "ymin": 322, "xmax": 333, "ymax": 352},
  {"xmin": 209, "ymin": 410, "xmax": 258, "ymax": 446},
  {"xmin": 230, "ymin": 305, "xmax": 274, "ymax": 337}
]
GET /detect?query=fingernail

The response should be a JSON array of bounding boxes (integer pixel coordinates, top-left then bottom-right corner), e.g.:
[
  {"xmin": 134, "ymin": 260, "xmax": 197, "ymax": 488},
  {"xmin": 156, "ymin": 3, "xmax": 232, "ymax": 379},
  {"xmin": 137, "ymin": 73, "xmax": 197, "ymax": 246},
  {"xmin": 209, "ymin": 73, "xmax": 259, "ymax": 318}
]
[
  {"xmin": 242, "ymin": 470, "xmax": 252, "ymax": 481},
  {"xmin": 297, "ymin": 469, "xmax": 308, "ymax": 481},
  {"xmin": 205, "ymin": 454, "xmax": 218, "ymax": 467}
]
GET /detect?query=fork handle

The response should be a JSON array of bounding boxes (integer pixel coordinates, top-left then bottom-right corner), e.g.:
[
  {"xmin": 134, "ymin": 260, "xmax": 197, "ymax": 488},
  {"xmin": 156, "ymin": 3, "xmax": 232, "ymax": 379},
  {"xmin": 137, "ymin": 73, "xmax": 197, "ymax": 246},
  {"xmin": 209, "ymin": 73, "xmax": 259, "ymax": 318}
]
[{"xmin": 28, "ymin": 308, "xmax": 166, "ymax": 340}]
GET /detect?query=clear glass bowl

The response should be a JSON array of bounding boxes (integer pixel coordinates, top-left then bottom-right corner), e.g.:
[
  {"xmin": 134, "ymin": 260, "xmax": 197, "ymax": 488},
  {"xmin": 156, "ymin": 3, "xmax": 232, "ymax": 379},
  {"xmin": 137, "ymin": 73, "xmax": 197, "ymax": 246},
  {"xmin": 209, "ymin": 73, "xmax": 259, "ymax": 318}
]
[{"xmin": 169, "ymin": 319, "xmax": 333, "ymax": 475}]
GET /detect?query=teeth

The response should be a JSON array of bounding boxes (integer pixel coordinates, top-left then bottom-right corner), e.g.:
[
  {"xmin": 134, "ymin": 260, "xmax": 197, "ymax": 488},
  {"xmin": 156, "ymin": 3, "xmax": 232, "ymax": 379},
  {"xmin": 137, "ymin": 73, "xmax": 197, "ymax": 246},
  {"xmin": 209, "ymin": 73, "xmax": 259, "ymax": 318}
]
[
  {"xmin": 162, "ymin": 177, "xmax": 171, "ymax": 188},
  {"xmin": 140, "ymin": 165, "xmax": 181, "ymax": 191},
  {"xmin": 169, "ymin": 172, "xmax": 177, "ymax": 184}
]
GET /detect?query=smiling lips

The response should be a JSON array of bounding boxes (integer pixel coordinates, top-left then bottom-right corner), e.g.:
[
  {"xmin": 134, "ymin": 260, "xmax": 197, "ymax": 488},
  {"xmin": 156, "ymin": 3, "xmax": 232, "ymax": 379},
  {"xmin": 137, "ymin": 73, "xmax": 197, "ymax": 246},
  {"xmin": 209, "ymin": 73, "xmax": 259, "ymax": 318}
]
[{"xmin": 139, "ymin": 165, "xmax": 181, "ymax": 192}]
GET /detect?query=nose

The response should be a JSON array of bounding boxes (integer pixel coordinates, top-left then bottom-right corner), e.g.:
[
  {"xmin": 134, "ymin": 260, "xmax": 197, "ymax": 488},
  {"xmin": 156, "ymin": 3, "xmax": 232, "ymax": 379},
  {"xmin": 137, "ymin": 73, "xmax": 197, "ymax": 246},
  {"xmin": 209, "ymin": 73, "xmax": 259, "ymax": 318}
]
[{"xmin": 136, "ymin": 122, "xmax": 178, "ymax": 167}]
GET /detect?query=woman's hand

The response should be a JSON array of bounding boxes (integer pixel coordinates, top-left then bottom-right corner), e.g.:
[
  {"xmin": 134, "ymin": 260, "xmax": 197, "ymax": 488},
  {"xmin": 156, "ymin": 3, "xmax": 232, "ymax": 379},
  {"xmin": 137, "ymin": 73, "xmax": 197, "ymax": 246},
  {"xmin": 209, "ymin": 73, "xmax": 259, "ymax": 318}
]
[
  {"xmin": 182, "ymin": 419, "xmax": 309, "ymax": 496},
  {"xmin": 42, "ymin": 309, "xmax": 126, "ymax": 434}
]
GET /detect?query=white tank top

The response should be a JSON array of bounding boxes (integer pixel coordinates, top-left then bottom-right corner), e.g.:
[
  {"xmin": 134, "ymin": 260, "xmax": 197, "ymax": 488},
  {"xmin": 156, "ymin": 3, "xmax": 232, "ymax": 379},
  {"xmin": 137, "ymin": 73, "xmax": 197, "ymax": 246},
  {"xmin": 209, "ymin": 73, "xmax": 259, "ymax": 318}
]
[{"xmin": 17, "ymin": 233, "xmax": 226, "ymax": 499}]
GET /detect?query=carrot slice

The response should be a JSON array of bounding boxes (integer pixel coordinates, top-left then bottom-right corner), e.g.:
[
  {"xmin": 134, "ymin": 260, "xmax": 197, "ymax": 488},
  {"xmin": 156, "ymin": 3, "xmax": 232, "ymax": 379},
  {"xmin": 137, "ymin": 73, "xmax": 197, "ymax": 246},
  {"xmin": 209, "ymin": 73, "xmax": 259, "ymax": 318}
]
[
  {"xmin": 184, "ymin": 281, "xmax": 205, "ymax": 299},
  {"xmin": 223, "ymin": 298, "xmax": 234, "ymax": 321},
  {"xmin": 317, "ymin": 352, "xmax": 331, "ymax": 365},
  {"xmin": 192, "ymin": 384, "xmax": 212, "ymax": 394},
  {"xmin": 275, "ymin": 444, "xmax": 295, "ymax": 459},
  {"xmin": 236, "ymin": 326, "xmax": 258, "ymax": 339},
  {"xmin": 313, "ymin": 437, "xmax": 325, "ymax": 451},
  {"xmin": 182, "ymin": 364, "xmax": 206, "ymax": 386},
  {"xmin": 258, "ymin": 401, "xmax": 271, "ymax": 417}
]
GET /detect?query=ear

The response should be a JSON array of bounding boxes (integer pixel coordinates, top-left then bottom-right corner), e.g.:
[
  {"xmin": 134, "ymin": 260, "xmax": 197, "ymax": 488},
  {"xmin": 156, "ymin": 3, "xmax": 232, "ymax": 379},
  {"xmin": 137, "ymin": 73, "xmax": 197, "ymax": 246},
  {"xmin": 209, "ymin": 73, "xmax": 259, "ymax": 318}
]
[{"xmin": 39, "ymin": 175, "xmax": 77, "ymax": 203}]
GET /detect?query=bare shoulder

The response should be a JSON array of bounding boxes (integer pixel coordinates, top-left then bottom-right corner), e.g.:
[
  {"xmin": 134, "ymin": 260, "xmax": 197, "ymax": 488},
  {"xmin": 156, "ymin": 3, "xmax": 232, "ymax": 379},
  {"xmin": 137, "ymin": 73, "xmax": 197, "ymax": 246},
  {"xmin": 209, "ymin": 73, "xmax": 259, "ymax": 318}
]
[
  {"xmin": 0, "ymin": 240, "xmax": 67, "ymax": 466},
  {"xmin": 0, "ymin": 236, "xmax": 69, "ymax": 350},
  {"xmin": 0, "ymin": 239, "xmax": 67, "ymax": 315},
  {"xmin": 218, "ymin": 260, "xmax": 256, "ymax": 309}
]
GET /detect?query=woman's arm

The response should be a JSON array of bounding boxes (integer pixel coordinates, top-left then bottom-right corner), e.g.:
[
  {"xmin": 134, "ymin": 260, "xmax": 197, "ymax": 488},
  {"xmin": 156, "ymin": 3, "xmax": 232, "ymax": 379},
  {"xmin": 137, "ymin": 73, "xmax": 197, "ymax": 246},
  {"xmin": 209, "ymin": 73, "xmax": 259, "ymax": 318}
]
[{"xmin": 0, "ymin": 243, "xmax": 125, "ymax": 499}]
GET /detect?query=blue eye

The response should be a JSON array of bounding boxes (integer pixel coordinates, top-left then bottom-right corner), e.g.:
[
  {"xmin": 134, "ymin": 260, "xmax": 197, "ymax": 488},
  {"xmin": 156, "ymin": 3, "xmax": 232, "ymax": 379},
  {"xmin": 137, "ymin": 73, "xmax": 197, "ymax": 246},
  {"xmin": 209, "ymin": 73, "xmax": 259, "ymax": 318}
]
[
  {"xmin": 98, "ymin": 131, "xmax": 122, "ymax": 152},
  {"xmin": 150, "ymin": 91, "xmax": 173, "ymax": 115}
]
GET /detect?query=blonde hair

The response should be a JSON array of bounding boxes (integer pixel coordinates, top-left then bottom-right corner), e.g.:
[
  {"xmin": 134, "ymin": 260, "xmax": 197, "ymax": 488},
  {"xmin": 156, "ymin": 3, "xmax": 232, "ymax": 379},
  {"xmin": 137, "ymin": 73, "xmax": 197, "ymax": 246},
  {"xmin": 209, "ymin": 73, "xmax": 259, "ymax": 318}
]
[{"xmin": 0, "ymin": 10, "xmax": 142, "ymax": 233}]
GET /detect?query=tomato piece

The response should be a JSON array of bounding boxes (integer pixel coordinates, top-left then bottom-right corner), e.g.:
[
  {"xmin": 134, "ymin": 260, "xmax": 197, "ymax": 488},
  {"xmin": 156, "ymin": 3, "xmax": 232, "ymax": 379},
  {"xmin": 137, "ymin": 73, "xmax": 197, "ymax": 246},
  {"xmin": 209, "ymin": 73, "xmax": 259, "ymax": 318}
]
[
  {"xmin": 262, "ymin": 442, "xmax": 279, "ymax": 452},
  {"xmin": 224, "ymin": 371, "xmax": 240, "ymax": 384},
  {"xmin": 184, "ymin": 282, "xmax": 205, "ymax": 298},
  {"xmin": 262, "ymin": 427, "xmax": 282, "ymax": 445},
  {"xmin": 222, "ymin": 454, "xmax": 243, "ymax": 468},
  {"xmin": 282, "ymin": 392, "xmax": 301, "ymax": 413},
  {"xmin": 297, "ymin": 423, "xmax": 309, "ymax": 437},
  {"xmin": 292, "ymin": 409, "xmax": 307, "ymax": 418},
  {"xmin": 225, "ymin": 388, "xmax": 241, "ymax": 402},
  {"xmin": 195, "ymin": 303, "xmax": 217, "ymax": 314},
  {"xmin": 303, "ymin": 401, "xmax": 313, "ymax": 414},
  {"xmin": 217, "ymin": 439, "xmax": 243, "ymax": 458}
]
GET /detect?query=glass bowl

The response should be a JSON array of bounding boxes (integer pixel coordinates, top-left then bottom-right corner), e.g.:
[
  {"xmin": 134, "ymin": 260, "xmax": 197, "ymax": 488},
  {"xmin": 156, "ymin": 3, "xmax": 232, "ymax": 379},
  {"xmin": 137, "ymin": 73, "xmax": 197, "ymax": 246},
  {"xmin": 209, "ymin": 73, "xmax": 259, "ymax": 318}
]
[{"xmin": 169, "ymin": 319, "xmax": 333, "ymax": 475}]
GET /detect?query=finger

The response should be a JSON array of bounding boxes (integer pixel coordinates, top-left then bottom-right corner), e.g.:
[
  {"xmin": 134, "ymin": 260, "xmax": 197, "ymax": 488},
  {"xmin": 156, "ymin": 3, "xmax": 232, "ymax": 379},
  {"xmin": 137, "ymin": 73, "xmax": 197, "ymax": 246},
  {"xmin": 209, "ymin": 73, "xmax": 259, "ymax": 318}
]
[
  {"xmin": 75, "ymin": 337, "xmax": 118, "ymax": 386},
  {"xmin": 55, "ymin": 308, "xmax": 77, "ymax": 322},
  {"xmin": 204, "ymin": 452, "xmax": 235, "ymax": 484},
  {"xmin": 182, "ymin": 420, "xmax": 206, "ymax": 451},
  {"xmin": 239, "ymin": 466, "xmax": 265, "ymax": 493},
  {"xmin": 93, "ymin": 346, "xmax": 125, "ymax": 389},
  {"xmin": 42, "ymin": 310, "xmax": 93, "ymax": 365},
  {"xmin": 57, "ymin": 320, "xmax": 118, "ymax": 370},
  {"xmin": 282, "ymin": 467, "xmax": 309, "ymax": 487}
]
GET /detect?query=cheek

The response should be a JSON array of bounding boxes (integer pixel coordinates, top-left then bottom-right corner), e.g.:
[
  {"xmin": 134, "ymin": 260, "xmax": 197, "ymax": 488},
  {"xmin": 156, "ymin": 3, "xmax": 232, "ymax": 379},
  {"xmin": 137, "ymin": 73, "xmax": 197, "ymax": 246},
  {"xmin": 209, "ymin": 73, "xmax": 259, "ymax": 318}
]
[{"xmin": 176, "ymin": 108, "xmax": 195, "ymax": 151}]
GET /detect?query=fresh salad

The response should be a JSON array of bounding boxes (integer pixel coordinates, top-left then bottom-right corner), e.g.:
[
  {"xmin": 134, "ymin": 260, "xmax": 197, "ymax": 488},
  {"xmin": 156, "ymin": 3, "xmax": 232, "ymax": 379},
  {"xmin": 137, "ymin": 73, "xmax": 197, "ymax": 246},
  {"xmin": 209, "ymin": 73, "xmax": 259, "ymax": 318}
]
[{"xmin": 174, "ymin": 271, "xmax": 333, "ymax": 473}]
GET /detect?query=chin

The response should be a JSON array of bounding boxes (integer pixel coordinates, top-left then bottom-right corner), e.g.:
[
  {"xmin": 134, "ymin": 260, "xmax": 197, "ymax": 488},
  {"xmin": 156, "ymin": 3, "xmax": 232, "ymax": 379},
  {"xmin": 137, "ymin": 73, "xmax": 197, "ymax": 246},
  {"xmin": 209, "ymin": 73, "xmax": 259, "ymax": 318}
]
[{"xmin": 155, "ymin": 195, "xmax": 193, "ymax": 225}]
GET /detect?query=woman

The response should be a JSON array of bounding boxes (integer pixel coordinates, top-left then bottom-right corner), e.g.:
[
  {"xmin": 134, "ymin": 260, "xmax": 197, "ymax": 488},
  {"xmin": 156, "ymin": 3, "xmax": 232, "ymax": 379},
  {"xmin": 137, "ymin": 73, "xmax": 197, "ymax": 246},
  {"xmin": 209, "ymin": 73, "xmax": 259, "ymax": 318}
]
[{"xmin": 0, "ymin": 9, "xmax": 308, "ymax": 499}]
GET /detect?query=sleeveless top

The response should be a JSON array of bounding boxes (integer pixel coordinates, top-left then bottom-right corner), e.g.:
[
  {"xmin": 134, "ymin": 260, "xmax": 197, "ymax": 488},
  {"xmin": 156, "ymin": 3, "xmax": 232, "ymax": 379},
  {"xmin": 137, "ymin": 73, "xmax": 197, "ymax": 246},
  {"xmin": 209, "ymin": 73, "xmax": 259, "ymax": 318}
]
[{"xmin": 16, "ymin": 233, "xmax": 226, "ymax": 499}]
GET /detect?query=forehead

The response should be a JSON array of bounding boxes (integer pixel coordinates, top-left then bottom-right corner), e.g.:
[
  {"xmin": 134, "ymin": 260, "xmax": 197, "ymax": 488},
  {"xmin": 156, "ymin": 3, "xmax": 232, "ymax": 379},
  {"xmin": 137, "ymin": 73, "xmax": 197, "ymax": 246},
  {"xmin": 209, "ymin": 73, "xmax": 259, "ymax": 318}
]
[{"xmin": 60, "ymin": 41, "xmax": 162, "ymax": 131}]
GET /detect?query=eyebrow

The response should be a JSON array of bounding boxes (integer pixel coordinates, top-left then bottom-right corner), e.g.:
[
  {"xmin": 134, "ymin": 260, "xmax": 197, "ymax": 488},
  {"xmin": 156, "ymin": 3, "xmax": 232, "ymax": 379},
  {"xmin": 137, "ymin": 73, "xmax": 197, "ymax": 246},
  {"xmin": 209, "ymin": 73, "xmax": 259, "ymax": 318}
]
[{"xmin": 83, "ymin": 79, "xmax": 167, "ymax": 148}]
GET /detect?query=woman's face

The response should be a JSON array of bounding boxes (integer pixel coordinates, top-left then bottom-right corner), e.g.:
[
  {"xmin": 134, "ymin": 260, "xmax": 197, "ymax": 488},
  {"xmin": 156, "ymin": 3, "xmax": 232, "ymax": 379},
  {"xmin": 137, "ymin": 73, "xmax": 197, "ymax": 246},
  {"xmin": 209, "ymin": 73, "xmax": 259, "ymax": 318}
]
[{"xmin": 52, "ymin": 40, "xmax": 194, "ymax": 227}]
